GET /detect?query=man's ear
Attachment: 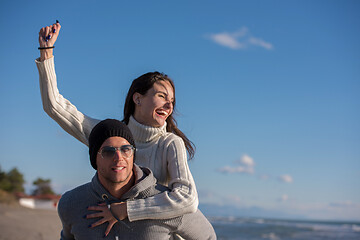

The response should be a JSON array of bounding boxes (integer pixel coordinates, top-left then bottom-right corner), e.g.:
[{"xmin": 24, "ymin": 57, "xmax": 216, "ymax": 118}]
[{"xmin": 133, "ymin": 92, "xmax": 142, "ymax": 106}]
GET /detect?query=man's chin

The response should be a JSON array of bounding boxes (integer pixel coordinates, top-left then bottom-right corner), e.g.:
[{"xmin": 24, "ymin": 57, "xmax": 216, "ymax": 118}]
[{"xmin": 110, "ymin": 173, "xmax": 132, "ymax": 184}]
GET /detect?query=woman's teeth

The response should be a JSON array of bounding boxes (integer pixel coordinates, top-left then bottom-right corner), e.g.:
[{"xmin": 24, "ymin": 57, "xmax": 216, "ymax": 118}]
[{"xmin": 156, "ymin": 110, "xmax": 168, "ymax": 116}]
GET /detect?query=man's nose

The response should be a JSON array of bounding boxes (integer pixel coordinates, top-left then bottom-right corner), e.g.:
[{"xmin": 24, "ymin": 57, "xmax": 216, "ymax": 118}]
[{"xmin": 113, "ymin": 150, "xmax": 123, "ymax": 161}]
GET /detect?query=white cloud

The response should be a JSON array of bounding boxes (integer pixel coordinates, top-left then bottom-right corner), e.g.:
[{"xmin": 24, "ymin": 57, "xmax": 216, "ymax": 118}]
[
  {"xmin": 279, "ymin": 194, "xmax": 289, "ymax": 202},
  {"xmin": 248, "ymin": 37, "xmax": 274, "ymax": 50},
  {"xmin": 278, "ymin": 174, "xmax": 293, "ymax": 183},
  {"xmin": 207, "ymin": 27, "xmax": 273, "ymax": 50},
  {"xmin": 209, "ymin": 32, "xmax": 245, "ymax": 49},
  {"xmin": 225, "ymin": 195, "xmax": 242, "ymax": 204},
  {"xmin": 218, "ymin": 165, "xmax": 253, "ymax": 174},
  {"xmin": 218, "ymin": 154, "xmax": 255, "ymax": 174},
  {"xmin": 239, "ymin": 154, "xmax": 255, "ymax": 167}
]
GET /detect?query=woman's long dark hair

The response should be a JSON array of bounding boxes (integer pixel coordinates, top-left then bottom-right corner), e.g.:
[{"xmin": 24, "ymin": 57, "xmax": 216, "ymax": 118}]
[{"xmin": 123, "ymin": 71, "xmax": 195, "ymax": 160}]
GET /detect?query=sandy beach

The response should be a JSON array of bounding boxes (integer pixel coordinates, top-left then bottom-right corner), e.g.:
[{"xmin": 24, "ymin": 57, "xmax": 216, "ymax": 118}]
[{"xmin": 0, "ymin": 203, "xmax": 62, "ymax": 240}]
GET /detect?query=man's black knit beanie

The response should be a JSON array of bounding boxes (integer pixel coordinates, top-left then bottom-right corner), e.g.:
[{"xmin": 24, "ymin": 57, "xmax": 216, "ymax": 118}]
[{"xmin": 89, "ymin": 119, "xmax": 136, "ymax": 170}]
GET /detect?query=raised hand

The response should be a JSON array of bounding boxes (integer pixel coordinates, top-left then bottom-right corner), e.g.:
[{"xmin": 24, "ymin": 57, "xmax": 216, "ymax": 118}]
[{"xmin": 38, "ymin": 20, "xmax": 61, "ymax": 61}]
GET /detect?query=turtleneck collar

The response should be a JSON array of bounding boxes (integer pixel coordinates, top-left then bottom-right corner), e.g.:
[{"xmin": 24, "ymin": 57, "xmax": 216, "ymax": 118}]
[{"xmin": 127, "ymin": 115, "xmax": 167, "ymax": 143}]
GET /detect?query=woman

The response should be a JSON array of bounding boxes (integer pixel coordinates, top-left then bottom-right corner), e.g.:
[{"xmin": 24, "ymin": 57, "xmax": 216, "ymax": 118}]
[{"xmin": 36, "ymin": 22, "xmax": 198, "ymax": 236}]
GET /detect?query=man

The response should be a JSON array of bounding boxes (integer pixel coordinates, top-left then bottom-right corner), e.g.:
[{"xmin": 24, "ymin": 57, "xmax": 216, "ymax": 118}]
[{"xmin": 57, "ymin": 119, "xmax": 216, "ymax": 239}]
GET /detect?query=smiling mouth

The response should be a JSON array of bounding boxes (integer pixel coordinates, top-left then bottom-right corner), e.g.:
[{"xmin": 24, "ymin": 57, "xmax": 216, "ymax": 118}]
[
  {"xmin": 156, "ymin": 110, "xmax": 169, "ymax": 118},
  {"xmin": 112, "ymin": 167, "xmax": 125, "ymax": 171}
]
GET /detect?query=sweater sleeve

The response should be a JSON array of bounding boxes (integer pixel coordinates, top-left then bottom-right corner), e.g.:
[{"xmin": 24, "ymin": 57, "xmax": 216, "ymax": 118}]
[
  {"xmin": 35, "ymin": 57, "xmax": 100, "ymax": 146},
  {"xmin": 176, "ymin": 210, "xmax": 217, "ymax": 240},
  {"xmin": 127, "ymin": 137, "xmax": 199, "ymax": 221}
]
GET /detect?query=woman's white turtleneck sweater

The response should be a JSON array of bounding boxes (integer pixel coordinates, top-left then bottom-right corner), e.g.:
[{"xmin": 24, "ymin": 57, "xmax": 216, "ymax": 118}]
[{"xmin": 35, "ymin": 57, "xmax": 198, "ymax": 221}]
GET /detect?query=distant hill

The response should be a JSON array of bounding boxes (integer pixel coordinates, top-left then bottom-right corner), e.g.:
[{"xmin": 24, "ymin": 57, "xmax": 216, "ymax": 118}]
[{"xmin": 199, "ymin": 203, "xmax": 306, "ymax": 220}]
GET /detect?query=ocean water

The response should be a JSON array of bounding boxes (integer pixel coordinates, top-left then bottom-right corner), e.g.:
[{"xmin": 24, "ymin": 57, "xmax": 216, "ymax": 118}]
[{"xmin": 209, "ymin": 217, "xmax": 360, "ymax": 240}]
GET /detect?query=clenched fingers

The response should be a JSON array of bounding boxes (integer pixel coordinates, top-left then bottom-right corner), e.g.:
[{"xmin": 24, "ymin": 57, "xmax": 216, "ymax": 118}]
[{"xmin": 38, "ymin": 21, "xmax": 61, "ymax": 47}]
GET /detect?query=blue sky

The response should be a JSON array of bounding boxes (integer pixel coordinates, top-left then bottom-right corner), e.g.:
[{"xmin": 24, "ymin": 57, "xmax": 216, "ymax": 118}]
[{"xmin": 0, "ymin": 0, "xmax": 359, "ymax": 221}]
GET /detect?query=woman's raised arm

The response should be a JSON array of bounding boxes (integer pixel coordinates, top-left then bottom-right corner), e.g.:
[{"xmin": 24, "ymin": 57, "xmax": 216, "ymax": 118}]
[{"xmin": 36, "ymin": 22, "xmax": 100, "ymax": 146}]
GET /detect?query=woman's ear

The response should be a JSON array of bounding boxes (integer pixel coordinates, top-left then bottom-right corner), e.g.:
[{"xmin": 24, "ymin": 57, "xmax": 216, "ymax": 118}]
[{"xmin": 133, "ymin": 92, "xmax": 142, "ymax": 106}]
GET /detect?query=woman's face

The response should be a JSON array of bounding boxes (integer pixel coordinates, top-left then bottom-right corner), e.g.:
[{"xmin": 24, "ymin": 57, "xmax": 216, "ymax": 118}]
[{"xmin": 133, "ymin": 81, "xmax": 174, "ymax": 127}]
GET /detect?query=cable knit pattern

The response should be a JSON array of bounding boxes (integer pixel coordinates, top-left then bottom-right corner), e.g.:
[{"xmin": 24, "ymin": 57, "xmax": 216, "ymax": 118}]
[
  {"xmin": 35, "ymin": 57, "xmax": 199, "ymax": 222},
  {"xmin": 127, "ymin": 115, "xmax": 167, "ymax": 143},
  {"xmin": 35, "ymin": 57, "xmax": 100, "ymax": 146}
]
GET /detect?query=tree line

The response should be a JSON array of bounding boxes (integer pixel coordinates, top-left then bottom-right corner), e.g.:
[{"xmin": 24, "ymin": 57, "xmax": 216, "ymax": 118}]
[{"xmin": 0, "ymin": 165, "xmax": 55, "ymax": 195}]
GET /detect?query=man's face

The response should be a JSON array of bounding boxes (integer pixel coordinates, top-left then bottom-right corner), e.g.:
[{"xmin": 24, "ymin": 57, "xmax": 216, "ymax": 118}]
[{"xmin": 96, "ymin": 136, "xmax": 134, "ymax": 188}]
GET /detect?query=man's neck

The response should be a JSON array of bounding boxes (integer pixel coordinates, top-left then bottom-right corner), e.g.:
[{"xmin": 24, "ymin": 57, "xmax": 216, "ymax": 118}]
[
  {"xmin": 111, "ymin": 173, "xmax": 135, "ymax": 199},
  {"xmin": 99, "ymin": 170, "xmax": 136, "ymax": 199}
]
